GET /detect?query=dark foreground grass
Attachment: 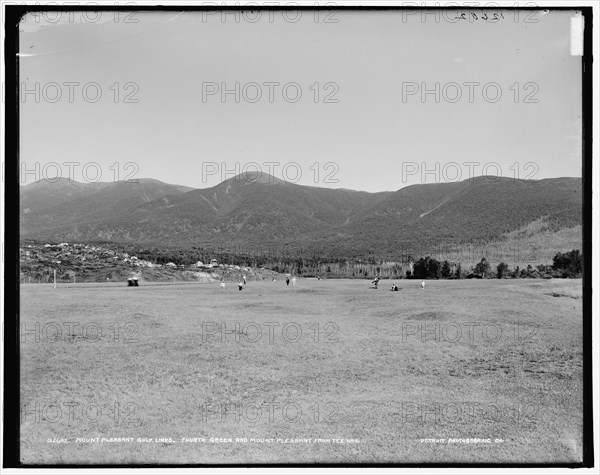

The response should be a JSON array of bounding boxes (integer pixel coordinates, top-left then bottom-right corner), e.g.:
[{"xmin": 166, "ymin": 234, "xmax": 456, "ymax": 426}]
[{"xmin": 19, "ymin": 278, "xmax": 583, "ymax": 464}]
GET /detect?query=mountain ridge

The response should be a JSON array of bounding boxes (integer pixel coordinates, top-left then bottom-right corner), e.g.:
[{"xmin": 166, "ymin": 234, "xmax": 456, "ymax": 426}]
[{"xmin": 20, "ymin": 174, "xmax": 582, "ymax": 260}]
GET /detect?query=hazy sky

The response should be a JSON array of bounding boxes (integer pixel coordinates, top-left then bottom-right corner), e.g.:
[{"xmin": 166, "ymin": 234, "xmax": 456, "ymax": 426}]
[{"xmin": 19, "ymin": 8, "xmax": 583, "ymax": 192}]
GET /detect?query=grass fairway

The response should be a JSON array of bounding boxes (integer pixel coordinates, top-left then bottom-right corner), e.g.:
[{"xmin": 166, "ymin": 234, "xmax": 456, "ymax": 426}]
[{"xmin": 20, "ymin": 278, "xmax": 583, "ymax": 464}]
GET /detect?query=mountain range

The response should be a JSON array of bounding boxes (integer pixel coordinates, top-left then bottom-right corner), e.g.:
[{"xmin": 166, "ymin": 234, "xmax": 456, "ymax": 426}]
[{"xmin": 20, "ymin": 173, "xmax": 582, "ymax": 260}]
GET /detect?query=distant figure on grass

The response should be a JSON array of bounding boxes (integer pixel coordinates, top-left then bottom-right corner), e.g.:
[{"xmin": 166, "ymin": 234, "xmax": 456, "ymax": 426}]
[
  {"xmin": 292, "ymin": 277, "xmax": 297, "ymax": 286},
  {"xmin": 220, "ymin": 281, "xmax": 226, "ymax": 291},
  {"xmin": 421, "ymin": 281, "xmax": 425, "ymax": 290},
  {"xmin": 391, "ymin": 282, "xmax": 399, "ymax": 292},
  {"xmin": 243, "ymin": 275, "xmax": 247, "ymax": 285},
  {"xmin": 371, "ymin": 276, "xmax": 380, "ymax": 289},
  {"xmin": 238, "ymin": 281, "xmax": 244, "ymax": 291},
  {"xmin": 286, "ymin": 276, "xmax": 290, "ymax": 286}
]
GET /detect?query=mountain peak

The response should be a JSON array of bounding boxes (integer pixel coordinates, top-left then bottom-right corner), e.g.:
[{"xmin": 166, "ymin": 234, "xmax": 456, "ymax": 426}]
[
  {"xmin": 222, "ymin": 171, "xmax": 285, "ymax": 186},
  {"xmin": 22, "ymin": 177, "xmax": 84, "ymax": 189}
]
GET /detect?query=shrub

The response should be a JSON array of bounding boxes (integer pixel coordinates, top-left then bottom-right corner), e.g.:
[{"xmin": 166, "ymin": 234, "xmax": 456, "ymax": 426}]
[
  {"xmin": 440, "ymin": 260, "xmax": 452, "ymax": 279},
  {"xmin": 474, "ymin": 258, "xmax": 491, "ymax": 278},
  {"xmin": 497, "ymin": 262, "xmax": 509, "ymax": 279},
  {"xmin": 552, "ymin": 250, "xmax": 582, "ymax": 278},
  {"xmin": 412, "ymin": 256, "xmax": 441, "ymax": 279}
]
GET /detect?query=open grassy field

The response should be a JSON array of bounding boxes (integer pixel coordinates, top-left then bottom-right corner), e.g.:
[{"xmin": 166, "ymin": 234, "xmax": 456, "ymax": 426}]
[{"xmin": 19, "ymin": 278, "xmax": 584, "ymax": 464}]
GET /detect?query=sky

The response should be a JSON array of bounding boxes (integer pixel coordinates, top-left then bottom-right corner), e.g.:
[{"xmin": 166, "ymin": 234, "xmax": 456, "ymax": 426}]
[{"xmin": 18, "ymin": 8, "xmax": 583, "ymax": 192}]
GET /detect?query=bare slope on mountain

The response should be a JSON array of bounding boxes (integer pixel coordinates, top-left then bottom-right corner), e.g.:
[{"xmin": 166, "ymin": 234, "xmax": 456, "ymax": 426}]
[{"xmin": 302, "ymin": 177, "xmax": 582, "ymax": 259}]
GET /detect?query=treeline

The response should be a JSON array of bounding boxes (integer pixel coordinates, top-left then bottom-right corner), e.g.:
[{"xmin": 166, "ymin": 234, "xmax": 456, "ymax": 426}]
[
  {"xmin": 111, "ymin": 243, "xmax": 582, "ymax": 279},
  {"xmin": 24, "ymin": 240, "xmax": 581, "ymax": 279},
  {"xmin": 405, "ymin": 250, "xmax": 582, "ymax": 279}
]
